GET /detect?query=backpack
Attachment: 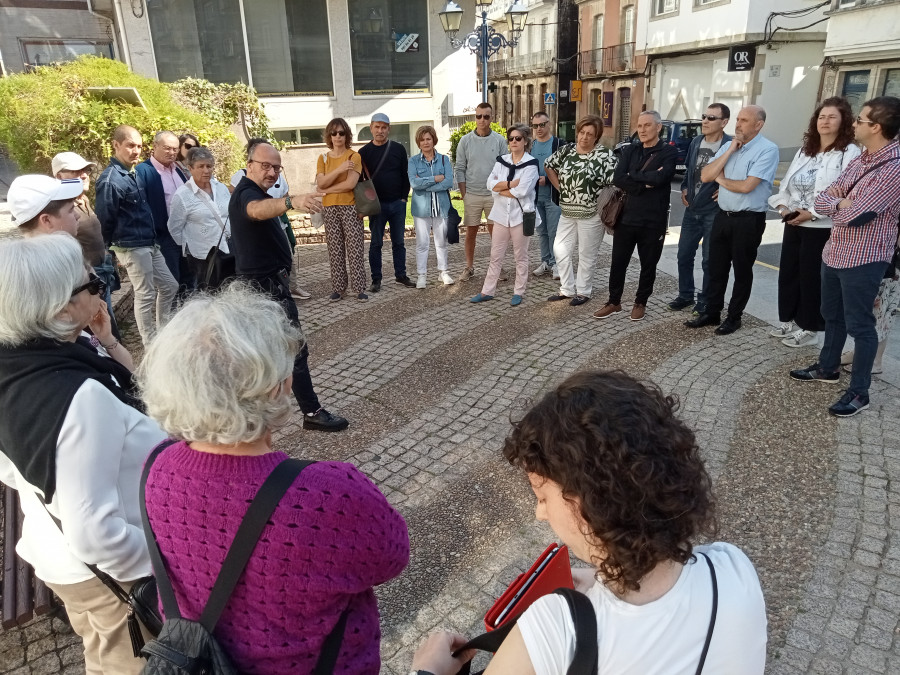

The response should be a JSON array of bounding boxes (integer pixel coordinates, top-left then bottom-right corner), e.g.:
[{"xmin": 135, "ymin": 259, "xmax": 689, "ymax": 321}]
[{"xmin": 138, "ymin": 441, "xmax": 349, "ymax": 674}]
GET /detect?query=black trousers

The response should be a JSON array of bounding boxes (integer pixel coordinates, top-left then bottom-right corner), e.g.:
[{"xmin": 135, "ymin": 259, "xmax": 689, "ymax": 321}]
[
  {"xmin": 243, "ymin": 271, "xmax": 321, "ymax": 415},
  {"xmin": 777, "ymin": 225, "xmax": 830, "ymax": 330},
  {"xmin": 706, "ymin": 210, "xmax": 766, "ymax": 319},
  {"xmin": 607, "ymin": 223, "xmax": 666, "ymax": 305}
]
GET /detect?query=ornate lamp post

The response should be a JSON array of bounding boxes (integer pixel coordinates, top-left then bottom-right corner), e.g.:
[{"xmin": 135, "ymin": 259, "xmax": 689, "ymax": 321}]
[{"xmin": 439, "ymin": 1, "xmax": 529, "ymax": 103}]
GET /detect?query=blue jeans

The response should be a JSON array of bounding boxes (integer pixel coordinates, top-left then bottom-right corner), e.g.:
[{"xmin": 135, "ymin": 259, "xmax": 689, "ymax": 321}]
[
  {"xmin": 534, "ymin": 190, "xmax": 561, "ymax": 266},
  {"xmin": 676, "ymin": 208, "xmax": 716, "ymax": 306},
  {"xmin": 819, "ymin": 261, "xmax": 889, "ymax": 397},
  {"xmin": 368, "ymin": 199, "xmax": 408, "ymax": 282}
]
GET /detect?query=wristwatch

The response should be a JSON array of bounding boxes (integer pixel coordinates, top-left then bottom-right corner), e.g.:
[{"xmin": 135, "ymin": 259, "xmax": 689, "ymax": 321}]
[{"xmin": 284, "ymin": 195, "xmax": 293, "ymax": 210}]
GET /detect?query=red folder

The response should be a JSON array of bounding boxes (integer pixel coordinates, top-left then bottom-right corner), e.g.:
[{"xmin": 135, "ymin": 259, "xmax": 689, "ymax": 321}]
[{"xmin": 483, "ymin": 543, "xmax": 573, "ymax": 631}]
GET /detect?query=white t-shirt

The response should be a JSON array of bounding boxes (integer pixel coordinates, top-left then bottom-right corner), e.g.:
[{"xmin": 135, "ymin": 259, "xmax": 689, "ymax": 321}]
[{"xmin": 517, "ymin": 542, "xmax": 767, "ymax": 675}]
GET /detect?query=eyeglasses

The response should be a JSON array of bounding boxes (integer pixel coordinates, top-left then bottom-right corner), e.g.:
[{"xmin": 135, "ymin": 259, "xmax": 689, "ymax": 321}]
[
  {"xmin": 248, "ymin": 159, "xmax": 283, "ymax": 173},
  {"xmin": 71, "ymin": 273, "xmax": 107, "ymax": 298},
  {"xmin": 701, "ymin": 114, "xmax": 723, "ymax": 121},
  {"xmin": 508, "ymin": 135, "xmax": 524, "ymax": 142},
  {"xmin": 531, "ymin": 121, "xmax": 548, "ymax": 129},
  {"xmin": 856, "ymin": 117, "xmax": 876, "ymax": 126},
  {"xmin": 475, "ymin": 114, "xmax": 492, "ymax": 120},
  {"xmin": 330, "ymin": 130, "xmax": 346, "ymax": 136}
]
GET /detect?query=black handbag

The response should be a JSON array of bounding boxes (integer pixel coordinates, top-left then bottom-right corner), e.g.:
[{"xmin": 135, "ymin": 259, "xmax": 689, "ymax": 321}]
[
  {"xmin": 447, "ymin": 206, "xmax": 461, "ymax": 244},
  {"xmin": 514, "ymin": 196, "xmax": 536, "ymax": 237}
]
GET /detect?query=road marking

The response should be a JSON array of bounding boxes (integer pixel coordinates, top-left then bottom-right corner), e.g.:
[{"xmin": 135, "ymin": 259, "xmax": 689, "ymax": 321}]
[{"xmin": 756, "ymin": 260, "xmax": 780, "ymax": 271}]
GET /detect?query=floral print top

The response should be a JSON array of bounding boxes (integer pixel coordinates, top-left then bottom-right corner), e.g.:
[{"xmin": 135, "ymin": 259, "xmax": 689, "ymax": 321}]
[{"xmin": 543, "ymin": 145, "xmax": 617, "ymax": 218}]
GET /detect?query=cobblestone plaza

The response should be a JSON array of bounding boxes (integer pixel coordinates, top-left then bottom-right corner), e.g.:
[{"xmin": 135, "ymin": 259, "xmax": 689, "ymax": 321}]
[{"xmin": 1, "ymin": 237, "xmax": 899, "ymax": 674}]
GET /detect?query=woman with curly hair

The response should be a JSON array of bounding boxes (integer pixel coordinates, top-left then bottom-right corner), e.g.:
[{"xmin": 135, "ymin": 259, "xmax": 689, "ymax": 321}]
[
  {"xmin": 412, "ymin": 370, "xmax": 767, "ymax": 675},
  {"xmin": 769, "ymin": 97, "xmax": 860, "ymax": 347}
]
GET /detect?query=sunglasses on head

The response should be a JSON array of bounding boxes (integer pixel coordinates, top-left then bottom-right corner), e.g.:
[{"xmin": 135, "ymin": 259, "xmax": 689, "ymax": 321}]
[
  {"xmin": 330, "ymin": 130, "xmax": 346, "ymax": 136},
  {"xmin": 531, "ymin": 121, "xmax": 548, "ymax": 129},
  {"xmin": 701, "ymin": 114, "xmax": 723, "ymax": 121},
  {"xmin": 508, "ymin": 135, "xmax": 524, "ymax": 142},
  {"xmin": 71, "ymin": 273, "xmax": 106, "ymax": 298},
  {"xmin": 475, "ymin": 114, "xmax": 491, "ymax": 120}
]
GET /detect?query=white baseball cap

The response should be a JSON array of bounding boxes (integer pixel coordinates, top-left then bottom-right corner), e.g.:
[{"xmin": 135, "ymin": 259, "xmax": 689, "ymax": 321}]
[
  {"xmin": 8, "ymin": 175, "xmax": 85, "ymax": 224},
  {"xmin": 51, "ymin": 152, "xmax": 96, "ymax": 176}
]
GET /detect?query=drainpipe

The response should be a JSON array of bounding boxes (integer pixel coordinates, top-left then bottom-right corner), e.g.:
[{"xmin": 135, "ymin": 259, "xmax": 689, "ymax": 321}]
[{"xmin": 110, "ymin": 0, "xmax": 133, "ymax": 70}]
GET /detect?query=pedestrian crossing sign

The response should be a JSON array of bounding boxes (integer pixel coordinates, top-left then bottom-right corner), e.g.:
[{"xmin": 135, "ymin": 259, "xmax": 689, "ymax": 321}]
[{"xmin": 544, "ymin": 92, "xmax": 556, "ymax": 105}]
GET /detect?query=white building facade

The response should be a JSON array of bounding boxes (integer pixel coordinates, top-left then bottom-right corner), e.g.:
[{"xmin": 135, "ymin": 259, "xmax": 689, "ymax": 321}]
[
  {"xmin": 819, "ymin": 0, "xmax": 900, "ymax": 111},
  {"xmin": 636, "ymin": 0, "xmax": 829, "ymax": 159}
]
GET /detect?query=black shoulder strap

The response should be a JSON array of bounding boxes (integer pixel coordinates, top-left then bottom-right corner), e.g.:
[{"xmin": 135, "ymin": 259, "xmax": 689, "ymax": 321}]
[
  {"xmin": 695, "ymin": 552, "xmax": 718, "ymax": 675},
  {"xmin": 846, "ymin": 158, "xmax": 896, "ymax": 194}
]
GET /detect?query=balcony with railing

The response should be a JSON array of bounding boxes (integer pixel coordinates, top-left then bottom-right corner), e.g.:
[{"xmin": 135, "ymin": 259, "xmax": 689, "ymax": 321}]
[
  {"xmin": 482, "ymin": 49, "xmax": 554, "ymax": 79},
  {"xmin": 579, "ymin": 42, "xmax": 636, "ymax": 78}
]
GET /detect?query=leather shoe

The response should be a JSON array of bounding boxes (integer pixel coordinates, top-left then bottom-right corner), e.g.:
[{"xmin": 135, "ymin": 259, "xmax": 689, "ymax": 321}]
[
  {"xmin": 396, "ymin": 276, "xmax": 416, "ymax": 288},
  {"xmin": 369, "ymin": 281, "xmax": 382, "ymax": 293},
  {"xmin": 685, "ymin": 312, "xmax": 720, "ymax": 328},
  {"xmin": 630, "ymin": 303, "xmax": 646, "ymax": 321},
  {"xmin": 303, "ymin": 408, "xmax": 349, "ymax": 432},
  {"xmin": 714, "ymin": 316, "xmax": 742, "ymax": 335}
]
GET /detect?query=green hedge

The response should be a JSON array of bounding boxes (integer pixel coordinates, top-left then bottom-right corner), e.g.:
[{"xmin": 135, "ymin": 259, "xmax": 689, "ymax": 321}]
[{"xmin": 0, "ymin": 56, "xmax": 269, "ymax": 178}]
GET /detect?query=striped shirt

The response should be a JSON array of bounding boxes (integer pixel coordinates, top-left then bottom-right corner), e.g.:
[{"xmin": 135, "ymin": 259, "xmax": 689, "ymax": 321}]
[{"xmin": 815, "ymin": 141, "xmax": 900, "ymax": 269}]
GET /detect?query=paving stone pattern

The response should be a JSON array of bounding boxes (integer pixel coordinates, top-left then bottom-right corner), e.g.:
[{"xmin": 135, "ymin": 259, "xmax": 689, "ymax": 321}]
[{"xmin": 1, "ymin": 237, "xmax": 899, "ymax": 674}]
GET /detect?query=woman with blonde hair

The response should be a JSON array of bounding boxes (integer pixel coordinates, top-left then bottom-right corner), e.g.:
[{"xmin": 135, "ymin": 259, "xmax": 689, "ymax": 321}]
[
  {"xmin": 408, "ymin": 124, "xmax": 455, "ymax": 288},
  {"xmin": 317, "ymin": 118, "xmax": 368, "ymax": 302}
]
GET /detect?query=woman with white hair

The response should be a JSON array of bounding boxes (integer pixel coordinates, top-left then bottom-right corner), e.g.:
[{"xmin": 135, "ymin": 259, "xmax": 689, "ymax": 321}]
[
  {"xmin": 136, "ymin": 284, "xmax": 410, "ymax": 673},
  {"xmin": 0, "ymin": 234, "xmax": 164, "ymax": 675}
]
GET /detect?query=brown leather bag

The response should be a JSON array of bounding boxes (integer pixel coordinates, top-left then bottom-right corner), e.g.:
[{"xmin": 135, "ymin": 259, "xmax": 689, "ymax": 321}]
[{"xmin": 600, "ymin": 150, "xmax": 658, "ymax": 230}]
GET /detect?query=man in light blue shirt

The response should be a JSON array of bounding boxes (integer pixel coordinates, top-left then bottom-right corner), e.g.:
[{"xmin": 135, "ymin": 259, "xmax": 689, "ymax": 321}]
[{"xmin": 685, "ymin": 105, "xmax": 779, "ymax": 335}]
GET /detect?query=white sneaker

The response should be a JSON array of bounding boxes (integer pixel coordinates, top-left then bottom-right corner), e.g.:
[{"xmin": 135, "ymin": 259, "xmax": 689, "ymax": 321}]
[
  {"xmin": 782, "ymin": 330, "xmax": 817, "ymax": 348},
  {"xmin": 439, "ymin": 271, "xmax": 454, "ymax": 286},
  {"xmin": 533, "ymin": 261, "xmax": 550, "ymax": 276},
  {"xmin": 416, "ymin": 274, "xmax": 427, "ymax": 289},
  {"xmin": 551, "ymin": 264, "xmax": 560, "ymax": 280},
  {"xmin": 769, "ymin": 321, "xmax": 795, "ymax": 338}
]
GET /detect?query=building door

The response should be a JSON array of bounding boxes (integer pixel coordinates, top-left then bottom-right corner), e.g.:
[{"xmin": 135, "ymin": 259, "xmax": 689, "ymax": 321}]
[
  {"xmin": 617, "ymin": 87, "xmax": 631, "ymax": 142},
  {"xmin": 841, "ymin": 70, "xmax": 870, "ymax": 113}
]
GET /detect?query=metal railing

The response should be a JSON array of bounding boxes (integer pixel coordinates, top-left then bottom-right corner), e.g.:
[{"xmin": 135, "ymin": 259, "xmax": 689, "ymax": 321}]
[
  {"xmin": 483, "ymin": 49, "xmax": 554, "ymax": 78},
  {"xmin": 579, "ymin": 42, "xmax": 635, "ymax": 77}
]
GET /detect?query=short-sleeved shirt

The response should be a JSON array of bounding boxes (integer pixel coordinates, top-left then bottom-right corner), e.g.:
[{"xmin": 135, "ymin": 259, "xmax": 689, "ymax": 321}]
[
  {"xmin": 712, "ymin": 134, "xmax": 780, "ymax": 212},
  {"xmin": 228, "ymin": 177, "xmax": 291, "ymax": 277},
  {"xmin": 317, "ymin": 150, "xmax": 362, "ymax": 207},
  {"xmin": 543, "ymin": 145, "xmax": 617, "ymax": 219}
]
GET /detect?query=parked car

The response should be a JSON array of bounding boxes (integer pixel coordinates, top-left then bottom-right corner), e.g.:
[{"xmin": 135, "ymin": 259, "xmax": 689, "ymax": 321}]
[{"xmin": 614, "ymin": 119, "xmax": 703, "ymax": 172}]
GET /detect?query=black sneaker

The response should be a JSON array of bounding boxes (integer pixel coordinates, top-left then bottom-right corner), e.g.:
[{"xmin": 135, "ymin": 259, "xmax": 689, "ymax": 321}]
[
  {"xmin": 789, "ymin": 363, "xmax": 840, "ymax": 384},
  {"xmin": 569, "ymin": 295, "xmax": 590, "ymax": 306},
  {"xmin": 396, "ymin": 276, "xmax": 416, "ymax": 288},
  {"xmin": 329, "ymin": 292, "xmax": 342, "ymax": 302},
  {"xmin": 667, "ymin": 297, "xmax": 693, "ymax": 311},
  {"xmin": 692, "ymin": 303, "xmax": 707, "ymax": 316},
  {"xmin": 370, "ymin": 281, "xmax": 382, "ymax": 293},
  {"xmin": 685, "ymin": 313, "xmax": 720, "ymax": 328},
  {"xmin": 303, "ymin": 408, "xmax": 349, "ymax": 432},
  {"xmin": 714, "ymin": 316, "xmax": 742, "ymax": 335},
  {"xmin": 547, "ymin": 294, "xmax": 573, "ymax": 302},
  {"xmin": 828, "ymin": 391, "xmax": 869, "ymax": 417}
]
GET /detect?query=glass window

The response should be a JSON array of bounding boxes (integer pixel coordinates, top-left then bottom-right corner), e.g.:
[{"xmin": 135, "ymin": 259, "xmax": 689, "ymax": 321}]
[
  {"xmin": 592, "ymin": 14, "xmax": 604, "ymax": 50},
  {"xmin": 349, "ymin": 0, "xmax": 429, "ymax": 95},
  {"xmin": 653, "ymin": 0, "xmax": 678, "ymax": 16},
  {"xmin": 21, "ymin": 39, "xmax": 113, "ymax": 67},
  {"xmin": 299, "ymin": 128, "xmax": 327, "ymax": 145},
  {"xmin": 146, "ymin": 0, "xmax": 248, "ymax": 84},
  {"xmin": 244, "ymin": 0, "xmax": 333, "ymax": 95},
  {"xmin": 841, "ymin": 70, "xmax": 870, "ymax": 114},
  {"xmin": 272, "ymin": 129, "xmax": 299, "ymax": 144},
  {"xmin": 621, "ymin": 6, "xmax": 635, "ymax": 43},
  {"xmin": 883, "ymin": 69, "xmax": 900, "ymax": 97},
  {"xmin": 357, "ymin": 124, "xmax": 411, "ymax": 155}
]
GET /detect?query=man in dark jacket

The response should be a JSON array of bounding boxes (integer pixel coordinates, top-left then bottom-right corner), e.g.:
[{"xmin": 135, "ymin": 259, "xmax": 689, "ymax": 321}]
[
  {"xmin": 95, "ymin": 125, "xmax": 177, "ymax": 346},
  {"xmin": 594, "ymin": 111, "xmax": 677, "ymax": 321},
  {"xmin": 667, "ymin": 104, "xmax": 731, "ymax": 315}
]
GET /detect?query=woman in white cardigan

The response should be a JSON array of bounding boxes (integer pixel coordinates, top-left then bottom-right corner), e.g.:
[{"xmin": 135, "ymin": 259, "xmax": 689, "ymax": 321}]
[
  {"xmin": 768, "ymin": 97, "xmax": 860, "ymax": 347},
  {"xmin": 0, "ymin": 234, "xmax": 165, "ymax": 674}
]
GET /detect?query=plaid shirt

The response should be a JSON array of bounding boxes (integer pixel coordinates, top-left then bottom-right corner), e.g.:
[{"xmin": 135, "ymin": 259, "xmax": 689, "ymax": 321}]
[{"xmin": 815, "ymin": 141, "xmax": 900, "ymax": 269}]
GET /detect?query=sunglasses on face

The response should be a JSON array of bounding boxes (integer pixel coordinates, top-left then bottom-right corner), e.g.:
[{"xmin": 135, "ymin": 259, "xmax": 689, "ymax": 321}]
[
  {"xmin": 330, "ymin": 130, "xmax": 347, "ymax": 136},
  {"xmin": 508, "ymin": 135, "xmax": 524, "ymax": 142},
  {"xmin": 248, "ymin": 159, "xmax": 283, "ymax": 173},
  {"xmin": 701, "ymin": 114, "xmax": 723, "ymax": 121},
  {"xmin": 531, "ymin": 121, "xmax": 548, "ymax": 129},
  {"xmin": 475, "ymin": 114, "xmax": 491, "ymax": 120},
  {"xmin": 182, "ymin": 143, "xmax": 197, "ymax": 149},
  {"xmin": 71, "ymin": 273, "xmax": 106, "ymax": 298}
]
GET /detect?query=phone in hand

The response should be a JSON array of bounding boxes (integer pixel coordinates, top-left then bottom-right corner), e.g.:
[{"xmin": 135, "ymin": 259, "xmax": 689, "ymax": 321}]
[{"xmin": 781, "ymin": 211, "xmax": 800, "ymax": 223}]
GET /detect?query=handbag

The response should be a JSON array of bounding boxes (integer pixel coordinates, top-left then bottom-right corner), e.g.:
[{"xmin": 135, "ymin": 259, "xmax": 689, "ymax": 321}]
[
  {"xmin": 195, "ymin": 186, "xmax": 233, "ymax": 287},
  {"xmin": 600, "ymin": 149, "xmax": 657, "ymax": 230},
  {"xmin": 447, "ymin": 206, "xmax": 461, "ymax": 244},
  {"xmin": 355, "ymin": 141, "xmax": 392, "ymax": 217},
  {"xmin": 513, "ymin": 196, "xmax": 537, "ymax": 236}
]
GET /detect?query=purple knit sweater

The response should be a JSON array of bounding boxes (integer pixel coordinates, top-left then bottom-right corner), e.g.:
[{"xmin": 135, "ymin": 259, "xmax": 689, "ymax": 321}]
[{"xmin": 143, "ymin": 442, "xmax": 409, "ymax": 674}]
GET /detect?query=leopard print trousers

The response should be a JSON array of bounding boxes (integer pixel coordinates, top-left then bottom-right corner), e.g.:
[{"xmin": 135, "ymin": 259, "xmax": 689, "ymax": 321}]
[{"xmin": 323, "ymin": 204, "xmax": 367, "ymax": 295}]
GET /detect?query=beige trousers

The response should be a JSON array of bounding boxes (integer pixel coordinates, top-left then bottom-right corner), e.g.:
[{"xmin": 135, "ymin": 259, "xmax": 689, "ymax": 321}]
[{"xmin": 47, "ymin": 577, "xmax": 149, "ymax": 675}]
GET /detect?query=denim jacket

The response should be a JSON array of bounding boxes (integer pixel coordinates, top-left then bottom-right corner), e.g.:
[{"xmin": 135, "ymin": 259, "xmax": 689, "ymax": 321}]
[
  {"xmin": 95, "ymin": 157, "xmax": 157, "ymax": 248},
  {"xmin": 680, "ymin": 133, "xmax": 732, "ymax": 215},
  {"xmin": 408, "ymin": 152, "xmax": 453, "ymax": 218}
]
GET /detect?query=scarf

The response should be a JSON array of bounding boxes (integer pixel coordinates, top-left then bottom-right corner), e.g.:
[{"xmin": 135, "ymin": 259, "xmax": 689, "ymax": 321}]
[{"xmin": 0, "ymin": 336, "xmax": 143, "ymax": 501}]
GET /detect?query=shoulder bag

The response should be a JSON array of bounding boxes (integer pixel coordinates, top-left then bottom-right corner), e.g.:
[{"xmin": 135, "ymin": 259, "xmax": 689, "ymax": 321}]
[
  {"xmin": 600, "ymin": 149, "xmax": 656, "ymax": 231},
  {"xmin": 355, "ymin": 142, "xmax": 392, "ymax": 217},
  {"xmin": 195, "ymin": 187, "xmax": 233, "ymax": 288}
]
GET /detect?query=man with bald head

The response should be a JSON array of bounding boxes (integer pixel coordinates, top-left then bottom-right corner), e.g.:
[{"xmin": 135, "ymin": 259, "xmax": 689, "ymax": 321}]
[
  {"xmin": 229, "ymin": 141, "xmax": 348, "ymax": 432},
  {"xmin": 686, "ymin": 104, "xmax": 779, "ymax": 335},
  {"xmin": 136, "ymin": 130, "xmax": 192, "ymax": 292},
  {"xmin": 96, "ymin": 124, "xmax": 177, "ymax": 345}
]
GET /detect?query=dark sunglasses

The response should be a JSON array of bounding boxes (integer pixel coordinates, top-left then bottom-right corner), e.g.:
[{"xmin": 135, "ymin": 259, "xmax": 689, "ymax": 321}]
[
  {"xmin": 531, "ymin": 121, "xmax": 548, "ymax": 129},
  {"xmin": 475, "ymin": 114, "xmax": 492, "ymax": 120},
  {"xmin": 71, "ymin": 273, "xmax": 107, "ymax": 298},
  {"xmin": 701, "ymin": 114, "xmax": 723, "ymax": 121},
  {"xmin": 508, "ymin": 135, "xmax": 524, "ymax": 142},
  {"xmin": 182, "ymin": 142, "xmax": 197, "ymax": 149},
  {"xmin": 330, "ymin": 130, "xmax": 347, "ymax": 136}
]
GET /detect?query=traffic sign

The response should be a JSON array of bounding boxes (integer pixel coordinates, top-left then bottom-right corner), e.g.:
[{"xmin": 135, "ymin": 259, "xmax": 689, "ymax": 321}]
[{"xmin": 544, "ymin": 92, "xmax": 556, "ymax": 105}]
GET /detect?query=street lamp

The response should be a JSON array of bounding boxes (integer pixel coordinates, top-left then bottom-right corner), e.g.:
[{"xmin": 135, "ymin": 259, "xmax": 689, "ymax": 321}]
[{"xmin": 439, "ymin": 1, "xmax": 529, "ymax": 104}]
